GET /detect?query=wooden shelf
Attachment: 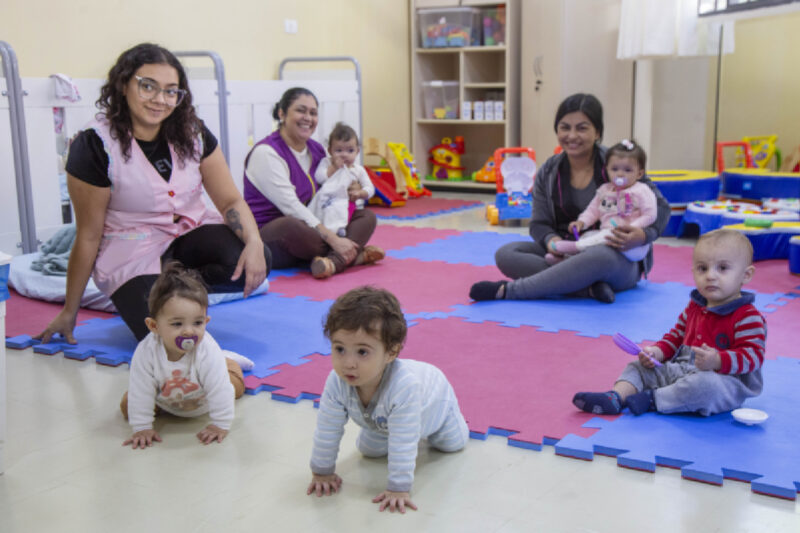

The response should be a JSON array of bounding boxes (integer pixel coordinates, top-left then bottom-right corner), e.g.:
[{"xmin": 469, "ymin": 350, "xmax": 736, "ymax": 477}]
[
  {"xmin": 464, "ymin": 82, "xmax": 506, "ymax": 89},
  {"xmin": 411, "ymin": 1, "xmax": 519, "ymax": 181},
  {"xmin": 415, "ymin": 45, "xmax": 507, "ymax": 54},
  {"xmin": 416, "ymin": 119, "xmax": 505, "ymax": 125}
]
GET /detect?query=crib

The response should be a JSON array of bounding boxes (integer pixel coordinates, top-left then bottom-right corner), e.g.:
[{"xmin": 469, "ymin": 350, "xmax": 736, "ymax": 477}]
[
  {"xmin": 1, "ymin": 47, "xmax": 363, "ymax": 255},
  {"xmin": 1, "ymin": 44, "xmax": 363, "ymax": 308}
]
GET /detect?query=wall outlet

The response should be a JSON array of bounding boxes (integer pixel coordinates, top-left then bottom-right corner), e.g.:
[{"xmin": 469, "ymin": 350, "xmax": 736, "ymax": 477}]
[{"xmin": 284, "ymin": 19, "xmax": 298, "ymax": 34}]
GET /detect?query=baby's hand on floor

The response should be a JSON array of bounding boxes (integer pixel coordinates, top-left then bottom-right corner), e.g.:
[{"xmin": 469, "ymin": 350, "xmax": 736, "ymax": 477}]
[
  {"xmin": 197, "ymin": 424, "xmax": 228, "ymax": 444},
  {"xmin": 123, "ymin": 429, "xmax": 162, "ymax": 449},
  {"xmin": 307, "ymin": 473, "xmax": 343, "ymax": 497},
  {"xmin": 372, "ymin": 490, "xmax": 418, "ymax": 513}
]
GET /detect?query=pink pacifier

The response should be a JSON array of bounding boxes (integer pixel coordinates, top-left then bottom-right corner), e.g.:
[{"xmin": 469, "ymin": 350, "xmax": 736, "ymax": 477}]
[
  {"xmin": 614, "ymin": 177, "xmax": 626, "ymax": 187},
  {"xmin": 175, "ymin": 335, "xmax": 198, "ymax": 351}
]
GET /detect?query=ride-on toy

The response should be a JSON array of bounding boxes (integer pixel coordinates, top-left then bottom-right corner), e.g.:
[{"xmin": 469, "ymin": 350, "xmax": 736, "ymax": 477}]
[{"xmin": 486, "ymin": 147, "xmax": 536, "ymax": 225}]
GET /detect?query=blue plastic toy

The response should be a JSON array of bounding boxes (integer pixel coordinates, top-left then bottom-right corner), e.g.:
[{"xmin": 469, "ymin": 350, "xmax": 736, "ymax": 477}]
[{"xmin": 486, "ymin": 147, "xmax": 537, "ymax": 224}]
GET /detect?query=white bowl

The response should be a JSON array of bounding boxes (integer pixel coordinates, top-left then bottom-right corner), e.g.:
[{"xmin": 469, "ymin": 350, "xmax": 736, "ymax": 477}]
[{"xmin": 731, "ymin": 408, "xmax": 768, "ymax": 426}]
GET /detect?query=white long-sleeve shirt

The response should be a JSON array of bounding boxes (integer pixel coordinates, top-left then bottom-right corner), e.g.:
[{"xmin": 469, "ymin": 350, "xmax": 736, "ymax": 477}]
[
  {"xmin": 309, "ymin": 160, "xmax": 375, "ymax": 234},
  {"xmin": 127, "ymin": 332, "xmax": 234, "ymax": 433},
  {"xmin": 310, "ymin": 359, "xmax": 460, "ymax": 492},
  {"xmin": 244, "ymin": 143, "xmax": 320, "ymax": 228}
]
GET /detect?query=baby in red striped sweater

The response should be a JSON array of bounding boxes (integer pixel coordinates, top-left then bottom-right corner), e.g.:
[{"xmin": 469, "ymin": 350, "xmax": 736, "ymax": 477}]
[{"xmin": 573, "ymin": 228, "xmax": 766, "ymax": 416}]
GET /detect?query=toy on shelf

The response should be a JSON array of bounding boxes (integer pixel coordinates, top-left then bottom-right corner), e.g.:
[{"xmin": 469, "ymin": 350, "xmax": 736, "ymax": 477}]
[
  {"xmin": 418, "ymin": 8, "xmax": 479, "ymax": 48},
  {"xmin": 741, "ymin": 135, "xmax": 781, "ymax": 170},
  {"xmin": 472, "ymin": 155, "xmax": 496, "ymax": 183},
  {"xmin": 486, "ymin": 147, "xmax": 537, "ymax": 225},
  {"xmin": 387, "ymin": 141, "xmax": 431, "ymax": 198},
  {"xmin": 481, "ymin": 5, "xmax": 506, "ymax": 46},
  {"xmin": 428, "ymin": 136, "xmax": 465, "ymax": 181}
]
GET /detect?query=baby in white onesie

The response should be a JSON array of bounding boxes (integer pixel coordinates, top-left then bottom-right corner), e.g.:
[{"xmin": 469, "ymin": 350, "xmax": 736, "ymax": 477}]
[{"xmin": 309, "ymin": 122, "xmax": 374, "ymax": 237}]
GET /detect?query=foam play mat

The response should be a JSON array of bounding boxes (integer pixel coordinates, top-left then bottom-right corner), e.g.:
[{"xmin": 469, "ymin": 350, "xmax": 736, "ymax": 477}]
[
  {"xmin": 368, "ymin": 196, "xmax": 485, "ymax": 219},
  {"xmin": 6, "ymin": 226, "xmax": 800, "ymax": 500}
]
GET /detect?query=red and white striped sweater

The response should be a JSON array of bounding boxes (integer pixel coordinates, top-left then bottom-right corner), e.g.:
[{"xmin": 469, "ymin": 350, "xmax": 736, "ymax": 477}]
[{"xmin": 654, "ymin": 290, "xmax": 766, "ymax": 375}]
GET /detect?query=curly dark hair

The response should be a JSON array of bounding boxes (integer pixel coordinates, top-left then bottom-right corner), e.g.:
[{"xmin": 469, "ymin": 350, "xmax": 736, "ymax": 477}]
[
  {"xmin": 97, "ymin": 43, "xmax": 201, "ymax": 164},
  {"xmin": 324, "ymin": 286, "xmax": 407, "ymax": 352}
]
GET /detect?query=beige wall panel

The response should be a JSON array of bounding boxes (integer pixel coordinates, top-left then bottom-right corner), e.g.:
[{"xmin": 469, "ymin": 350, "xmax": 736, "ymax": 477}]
[{"xmin": 0, "ymin": 0, "xmax": 411, "ymax": 150}]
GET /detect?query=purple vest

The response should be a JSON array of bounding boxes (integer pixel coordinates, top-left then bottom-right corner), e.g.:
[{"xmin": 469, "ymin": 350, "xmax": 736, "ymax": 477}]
[{"xmin": 243, "ymin": 130, "xmax": 326, "ymax": 226}]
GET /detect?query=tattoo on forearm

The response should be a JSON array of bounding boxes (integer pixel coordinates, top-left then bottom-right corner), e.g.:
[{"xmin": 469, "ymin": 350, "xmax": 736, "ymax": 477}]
[{"xmin": 225, "ymin": 209, "xmax": 244, "ymax": 239}]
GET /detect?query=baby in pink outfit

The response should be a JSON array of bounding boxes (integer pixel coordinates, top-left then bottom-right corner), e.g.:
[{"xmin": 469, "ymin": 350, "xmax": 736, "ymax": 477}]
[{"xmin": 549, "ymin": 139, "xmax": 657, "ymax": 263}]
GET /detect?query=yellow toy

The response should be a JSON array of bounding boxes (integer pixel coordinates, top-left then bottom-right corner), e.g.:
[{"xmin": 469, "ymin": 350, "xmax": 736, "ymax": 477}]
[
  {"xmin": 738, "ymin": 135, "xmax": 782, "ymax": 170},
  {"xmin": 386, "ymin": 141, "xmax": 431, "ymax": 198},
  {"xmin": 365, "ymin": 138, "xmax": 407, "ymax": 199},
  {"xmin": 428, "ymin": 136, "xmax": 465, "ymax": 181}
]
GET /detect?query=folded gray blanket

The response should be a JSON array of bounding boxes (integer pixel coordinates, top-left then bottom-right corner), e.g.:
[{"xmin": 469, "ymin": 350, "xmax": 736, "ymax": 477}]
[{"xmin": 31, "ymin": 224, "xmax": 75, "ymax": 276}]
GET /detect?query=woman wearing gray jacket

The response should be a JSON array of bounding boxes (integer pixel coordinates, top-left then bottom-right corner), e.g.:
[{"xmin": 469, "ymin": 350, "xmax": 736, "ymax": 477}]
[{"xmin": 470, "ymin": 93, "xmax": 669, "ymax": 303}]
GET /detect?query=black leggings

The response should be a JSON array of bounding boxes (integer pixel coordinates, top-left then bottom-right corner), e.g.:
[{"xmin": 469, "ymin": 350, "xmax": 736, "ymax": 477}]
[{"xmin": 110, "ymin": 224, "xmax": 272, "ymax": 341}]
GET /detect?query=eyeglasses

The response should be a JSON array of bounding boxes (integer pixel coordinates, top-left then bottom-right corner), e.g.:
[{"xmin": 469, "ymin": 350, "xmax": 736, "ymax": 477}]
[{"xmin": 134, "ymin": 76, "xmax": 187, "ymax": 107}]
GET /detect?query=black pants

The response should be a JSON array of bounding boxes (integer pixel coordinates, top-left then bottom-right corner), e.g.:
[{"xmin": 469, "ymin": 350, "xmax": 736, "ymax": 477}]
[{"xmin": 110, "ymin": 224, "xmax": 272, "ymax": 341}]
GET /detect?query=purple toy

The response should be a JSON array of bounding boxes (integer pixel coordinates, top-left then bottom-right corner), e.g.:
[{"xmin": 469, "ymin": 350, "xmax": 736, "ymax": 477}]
[
  {"xmin": 176, "ymin": 335, "xmax": 198, "ymax": 351},
  {"xmin": 613, "ymin": 333, "xmax": 662, "ymax": 367}
]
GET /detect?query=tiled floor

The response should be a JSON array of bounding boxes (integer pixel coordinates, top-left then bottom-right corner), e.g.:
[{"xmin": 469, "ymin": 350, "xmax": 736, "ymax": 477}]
[{"xmin": 1, "ymin": 192, "xmax": 797, "ymax": 532}]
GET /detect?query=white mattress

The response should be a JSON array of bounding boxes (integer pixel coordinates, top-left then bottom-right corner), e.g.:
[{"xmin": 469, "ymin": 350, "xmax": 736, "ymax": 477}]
[{"xmin": 8, "ymin": 253, "xmax": 269, "ymax": 313}]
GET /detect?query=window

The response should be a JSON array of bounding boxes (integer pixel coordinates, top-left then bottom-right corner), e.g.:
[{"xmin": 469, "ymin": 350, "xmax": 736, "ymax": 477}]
[{"xmin": 699, "ymin": 0, "xmax": 799, "ymax": 17}]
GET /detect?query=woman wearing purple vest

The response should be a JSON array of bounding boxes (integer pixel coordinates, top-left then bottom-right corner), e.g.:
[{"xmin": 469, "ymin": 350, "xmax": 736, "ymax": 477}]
[
  {"xmin": 244, "ymin": 87, "xmax": 383, "ymax": 279},
  {"xmin": 36, "ymin": 43, "xmax": 270, "ymax": 343}
]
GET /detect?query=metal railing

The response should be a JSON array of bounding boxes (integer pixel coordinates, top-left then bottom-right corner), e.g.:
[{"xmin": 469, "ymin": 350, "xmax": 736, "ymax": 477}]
[
  {"xmin": 278, "ymin": 56, "xmax": 363, "ymax": 164},
  {"xmin": 1, "ymin": 41, "xmax": 37, "ymax": 254},
  {"xmin": 175, "ymin": 50, "xmax": 230, "ymax": 164}
]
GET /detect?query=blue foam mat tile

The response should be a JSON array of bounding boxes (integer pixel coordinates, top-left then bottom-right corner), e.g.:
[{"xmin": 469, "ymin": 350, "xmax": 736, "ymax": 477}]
[
  {"xmin": 555, "ymin": 357, "xmax": 800, "ymax": 499},
  {"xmin": 205, "ymin": 293, "xmax": 333, "ymax": 377},
  {"xmin": 387, "ymin": 231, "xmax": 526, "ymax": 266},
  {"xmin": 8, "ymin": 293, "xmax": 335, "ymax": 374},
  {"xmin": 268, "ymin": 267, "xmax": 304, "ymax": 280},
  {"xmin": 33, "ymin": 343, "xmax": 68, "ymax": 355},
  {"xmin": 6, "ymin": 335, "xmax": 39, "ymax": 349},
  {"xmin": 55, "ymin": 317, "xmax": 138, "ymax": 365},
  {"xmin": 271, "ymin": 391, "xmax": 321, "ymax": 404},
  {"xmin": 554, "ymin": 434, "xmax": 599, "ymax": 461},
  {"xmin": 616, "ymin": 450, "xmax": 657, "ymax": 473},
  {"xmin": 445, "ymin": 281, "xmax": 789, "ymax": 341}
]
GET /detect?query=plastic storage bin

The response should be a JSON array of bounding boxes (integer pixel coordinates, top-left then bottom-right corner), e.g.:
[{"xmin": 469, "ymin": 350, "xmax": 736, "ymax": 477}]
[
  {"xmin": 418, "ymin": 7, "xmax": 480, "ymax": 48},
  {"xmin": 422, "ymin": 81, "xmax": 459, "ymax": 119},
  {"xmin": 481, "ymin": 5, "xmax": 506, "ymax": 46}
]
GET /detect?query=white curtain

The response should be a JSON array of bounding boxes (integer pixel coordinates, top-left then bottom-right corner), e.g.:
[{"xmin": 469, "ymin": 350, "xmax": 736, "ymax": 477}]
[{"xmin": 617, "ymin": 0, "xmax": 735, "ymax": 59}]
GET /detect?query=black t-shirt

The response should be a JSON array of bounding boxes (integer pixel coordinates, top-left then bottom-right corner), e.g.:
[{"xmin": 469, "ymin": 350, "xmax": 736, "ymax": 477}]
[
  {"xmin": 554, "ymin": 151, "xmax": 605, "ymax": 231},
  {"xmin": 65, "ymin": 124, "xmax": 218, "ymax": 187}
]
